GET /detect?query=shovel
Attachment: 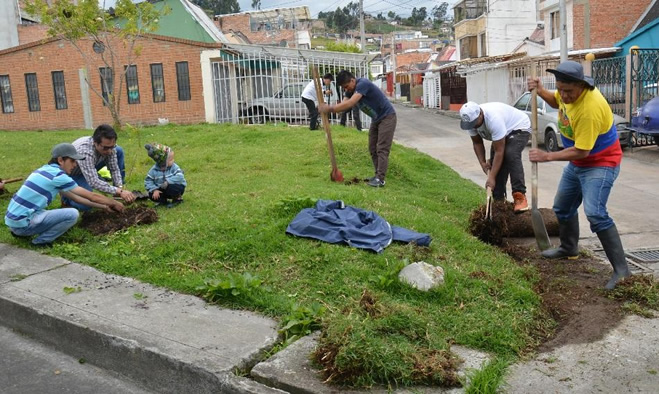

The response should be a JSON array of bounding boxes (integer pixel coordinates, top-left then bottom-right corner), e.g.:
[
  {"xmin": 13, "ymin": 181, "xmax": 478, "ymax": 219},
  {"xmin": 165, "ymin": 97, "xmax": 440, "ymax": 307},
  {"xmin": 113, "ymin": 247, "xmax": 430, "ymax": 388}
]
[
  {"xmin": 530, "ymin": 67, "xmax": 551, "ymax": 251},
  {"xmin": 485, "ymin": 185, "xmax": 493, "ymax": 221},
  {"xmin": 312, "ymin": 68, "xmax": 344, "ymax": 183}
]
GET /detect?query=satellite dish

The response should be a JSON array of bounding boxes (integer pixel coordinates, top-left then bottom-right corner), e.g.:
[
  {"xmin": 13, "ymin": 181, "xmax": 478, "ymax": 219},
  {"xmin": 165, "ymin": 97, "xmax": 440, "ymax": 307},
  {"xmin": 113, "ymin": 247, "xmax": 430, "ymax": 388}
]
[
  {"xmin": 279, "ymin": 39, "xmax": 287, "ymax": 47},
  {"xmin": 93, "ymin": 41, "xmax": 105, "ymax": 54}
]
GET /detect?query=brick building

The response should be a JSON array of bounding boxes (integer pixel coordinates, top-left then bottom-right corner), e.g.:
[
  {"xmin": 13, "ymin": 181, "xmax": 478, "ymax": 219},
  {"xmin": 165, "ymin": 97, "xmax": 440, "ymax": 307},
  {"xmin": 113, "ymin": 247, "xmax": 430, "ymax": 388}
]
[
  {"xmin": 0, "ymin": 34, "xmax": 221, "ymax": 131},
  {"xmin": 214, "ymin": 6, "xmax": 312, "ymax": 49}
]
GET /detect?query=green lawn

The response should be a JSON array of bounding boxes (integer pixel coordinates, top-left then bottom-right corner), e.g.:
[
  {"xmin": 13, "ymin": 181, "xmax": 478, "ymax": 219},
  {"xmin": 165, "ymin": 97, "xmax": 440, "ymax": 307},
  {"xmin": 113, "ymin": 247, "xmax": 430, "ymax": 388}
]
[{"xmin": 0, "ymin": 123, "xmax": 543, "ymax": 389}]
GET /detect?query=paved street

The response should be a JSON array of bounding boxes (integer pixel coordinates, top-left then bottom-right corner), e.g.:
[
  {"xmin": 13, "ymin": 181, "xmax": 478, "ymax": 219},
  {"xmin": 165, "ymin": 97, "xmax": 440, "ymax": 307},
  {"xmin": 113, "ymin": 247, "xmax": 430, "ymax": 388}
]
[
  {"xmin": 393, "ymin": 103, "xmax": 659, "ymax": 255},
  {"xmin": 0, "ymin": 325, "xmax": 153, "ymax": 394}
]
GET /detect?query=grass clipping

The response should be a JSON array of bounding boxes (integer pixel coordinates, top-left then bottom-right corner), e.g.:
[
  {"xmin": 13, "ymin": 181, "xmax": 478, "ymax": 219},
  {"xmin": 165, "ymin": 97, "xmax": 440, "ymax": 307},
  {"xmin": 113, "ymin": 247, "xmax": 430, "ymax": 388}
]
[{"xmin": 312, "ymin": 290, "xmax": 463, "ymax": 388}]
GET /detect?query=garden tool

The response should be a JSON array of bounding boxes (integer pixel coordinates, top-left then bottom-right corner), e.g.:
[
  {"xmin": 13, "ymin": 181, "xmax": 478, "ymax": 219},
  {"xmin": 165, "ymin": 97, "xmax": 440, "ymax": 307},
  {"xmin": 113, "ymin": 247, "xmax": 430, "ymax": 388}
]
[
  {"xmin": 0, "ymin": 177, "xmax": 23, "ymax": 184},
  {"xmin": 313, "ymin": 67, "xmax": 344, "ymax": 183},
  {"xmin": 485, "ymin": 185, "xmax": 493, "ymax": 222},
  {"xmin": 530, "ymin": 67, "xmax": 551, "ymax": 251}
]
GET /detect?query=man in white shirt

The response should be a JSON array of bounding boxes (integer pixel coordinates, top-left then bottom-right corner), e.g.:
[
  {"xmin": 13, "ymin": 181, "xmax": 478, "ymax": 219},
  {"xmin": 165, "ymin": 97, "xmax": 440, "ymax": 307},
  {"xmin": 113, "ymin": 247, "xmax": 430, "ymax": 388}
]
[
  {"xmin": 301, "ymin": 73, "xmax": 334, "ymax": 130},
  {"xmin": 460, "ymin": 101, "xmax": 531, "ymax": 213}
]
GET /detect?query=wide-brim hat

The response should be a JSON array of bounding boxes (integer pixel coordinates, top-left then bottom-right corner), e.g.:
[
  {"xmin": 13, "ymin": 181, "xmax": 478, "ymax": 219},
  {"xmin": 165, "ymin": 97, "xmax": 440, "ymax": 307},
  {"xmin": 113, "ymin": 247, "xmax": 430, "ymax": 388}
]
[{"xmin": 546, "ymin": 60, "xmax": 594, "ymax": 87}]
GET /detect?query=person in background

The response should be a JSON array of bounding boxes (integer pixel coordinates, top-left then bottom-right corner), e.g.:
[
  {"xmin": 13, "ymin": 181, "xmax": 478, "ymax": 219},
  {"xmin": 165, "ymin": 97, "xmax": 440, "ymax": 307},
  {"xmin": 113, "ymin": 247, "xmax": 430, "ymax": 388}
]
[
  {"xmin": 144, "ymin": 143, "xmax": 187, "ymax": 208},
  {"xmin": 319, "ymin": 70, "xmax": 396, "ymax": 188},
  {"xmin": 459, "ymin": 101, "xmax": 531, "ymax": 213},
  {"xmin": 62, "ymin": 124, "xmax": 136, "ymax": 210},
  {"xmin": 339, "ymin": 86, "xmax": 362, "ymax": 131},
  {"xmin": 5, "ymin": 143, "xmax": 124, "ymax": 247},
  {"xmin": 301, "ymin": 73, "xmax": 334, "ymax": 130},
  {"xmin": 527, "ymin": 60, "xmax": 630, "ymax": 289}
]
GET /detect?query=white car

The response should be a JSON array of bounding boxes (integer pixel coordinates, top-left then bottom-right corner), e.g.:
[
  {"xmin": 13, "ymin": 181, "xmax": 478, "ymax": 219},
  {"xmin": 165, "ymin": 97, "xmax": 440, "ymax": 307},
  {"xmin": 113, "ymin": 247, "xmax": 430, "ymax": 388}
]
[
  {"xmin": 512, "ymin": 92, "xmax": 629, "ymax": 151},
  {"xmin": 243, "ymin": 83, "xmax": 338, "ymax": 124}
]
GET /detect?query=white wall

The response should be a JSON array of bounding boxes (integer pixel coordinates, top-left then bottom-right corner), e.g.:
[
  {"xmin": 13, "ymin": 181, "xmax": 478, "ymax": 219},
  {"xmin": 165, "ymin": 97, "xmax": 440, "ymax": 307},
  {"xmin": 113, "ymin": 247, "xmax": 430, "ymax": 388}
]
[
  {"xmin": 466, "ymin": 68, "xmax": 511, "ymax": 104},
  {"xmin": 0, "ymin": 0, "xmax": 19, "ymax": 51},
  {"xmin": 487, "ymin": 0, "xmax": 538, "ymax": 56}
]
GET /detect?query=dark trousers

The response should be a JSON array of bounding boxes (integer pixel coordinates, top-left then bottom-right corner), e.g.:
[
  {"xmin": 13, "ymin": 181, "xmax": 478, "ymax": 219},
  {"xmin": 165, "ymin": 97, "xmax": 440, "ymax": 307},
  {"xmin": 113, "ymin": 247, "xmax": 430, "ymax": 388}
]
[
  {"xmin": 149, "ymin": 183, "xmax": 185, "ymax": 203},
  {"xmin": 368, "ymin": 113, "xmax": 397, "ymax": 181},
  {"xmin": 489, "ymin": 130, "xmax": 530, "ymax": 200},
  {"xmin": 340, "ymin": 106, "xmax": 362, "ymax": 131},
  {"xmin": 301, "ymin": 97, "xmax": 318, "ymax": 130}
]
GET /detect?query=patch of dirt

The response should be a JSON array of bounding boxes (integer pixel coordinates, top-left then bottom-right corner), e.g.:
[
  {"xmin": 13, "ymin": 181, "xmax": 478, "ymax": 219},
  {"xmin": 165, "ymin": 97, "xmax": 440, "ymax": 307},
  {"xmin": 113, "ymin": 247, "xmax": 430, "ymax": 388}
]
[
  {"xmin": 469, "ymin": 200, "xmax": 558, "ymax": 244},
  {"xmin": 79, "ymin": 205, "xmax": 158, "ymax": 235},
  {"xmin": 501, "ymin": 240, "xmax": 626, "ymax": 352}
]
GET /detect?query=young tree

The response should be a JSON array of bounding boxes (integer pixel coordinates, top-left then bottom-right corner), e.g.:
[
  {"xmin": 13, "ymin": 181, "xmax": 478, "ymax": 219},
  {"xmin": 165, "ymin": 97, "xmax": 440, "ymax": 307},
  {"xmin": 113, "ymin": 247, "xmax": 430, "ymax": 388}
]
[
  {"xmin": 251, "ymin": 0, "xmax": 261, "ymax": 10},
  {"xmin": 24, "ymin": 0, "xmax": 167, "ymax": 130},
  {"xmin": 387, "ymin": 11, "xmax": 396, "ymax": 20}
]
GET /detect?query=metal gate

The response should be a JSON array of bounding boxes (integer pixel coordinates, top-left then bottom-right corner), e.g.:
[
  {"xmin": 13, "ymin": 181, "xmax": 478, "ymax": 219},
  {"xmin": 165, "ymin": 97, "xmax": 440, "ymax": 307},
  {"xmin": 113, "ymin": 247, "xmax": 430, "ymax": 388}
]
[
  {"xmin": 592, "ymin": 57, "xmax": 626, "ymax": 117},
  {"xmin": 210, "ymin": 44, "xmax": 371, "ymax": 128},
  {"xmin": 440, "ymin": 66, "xmax": 467, "ymax": 107},
  {"xmin": 423, "ymin": 72, "xmax": 441, "ymax": 108}
]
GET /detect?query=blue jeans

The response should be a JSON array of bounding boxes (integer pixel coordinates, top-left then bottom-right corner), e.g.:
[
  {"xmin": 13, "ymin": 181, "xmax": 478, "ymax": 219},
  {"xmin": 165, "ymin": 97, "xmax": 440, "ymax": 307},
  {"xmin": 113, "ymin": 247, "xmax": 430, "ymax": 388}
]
[
  {"xmin": 64, "ymin": 146, "xmax": 125, "ymax": 211},
  {"xmin": 553, "ymin": 163, "xmax": 620, "ymax": 233},
  {"xmin": 9, "ymin": 208, "xmax": 79, "ymax": 245}
]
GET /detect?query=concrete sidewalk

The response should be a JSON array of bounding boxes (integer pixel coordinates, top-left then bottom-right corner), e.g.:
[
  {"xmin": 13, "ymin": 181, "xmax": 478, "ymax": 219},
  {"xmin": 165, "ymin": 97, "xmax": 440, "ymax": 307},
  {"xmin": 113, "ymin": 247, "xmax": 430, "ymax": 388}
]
[{"xmin": 0, "ymin": 243, "xmax": 283, "ymax": 393}]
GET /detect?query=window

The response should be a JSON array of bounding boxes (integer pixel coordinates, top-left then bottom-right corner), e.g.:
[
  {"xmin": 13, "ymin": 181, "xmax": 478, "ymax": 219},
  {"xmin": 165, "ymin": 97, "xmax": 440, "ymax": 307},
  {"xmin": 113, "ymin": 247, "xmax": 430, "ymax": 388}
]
[
  {"xmin": 25, "ymin": 73, "xmax": 40, "ymax": 112},
  {"xmin": 51, "ymin": 71, "xmax": 67, "ymax": 110},
  {"xmin": 479, "ymin": 33, "xmax": 487, "ymax": 57},
  {"xmin": 176, "ymin": 62, "xmax": 191, "ymax": 101},
  {"xmin": 150, "ymin": 63, "xmax": 165, "ymax": 103},
  {"xmin": 99, "ymin": 67, "xmax": 113, "ymax": 106},
  {"xmin": 513, "ymin": 93, "xmax": 531, "ymax": 111},
  {"xmin": 125, "ymin": 65, "xmax": 140, "ymax": 104},
  {"xmin": 550, "ymin": 11, "xmax": 560, "ymax": 39},
  {"xmin": 0, "ymin": 75, "xmax": 14, "ymax": 113}
]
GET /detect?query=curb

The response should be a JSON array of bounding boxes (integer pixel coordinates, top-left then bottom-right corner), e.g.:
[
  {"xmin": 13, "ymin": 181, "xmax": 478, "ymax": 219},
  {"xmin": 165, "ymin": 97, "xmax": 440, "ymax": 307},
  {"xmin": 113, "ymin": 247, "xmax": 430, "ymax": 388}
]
[{"xmin": 0, "ymin": 245, "xmax": 283, "ymax": 393}]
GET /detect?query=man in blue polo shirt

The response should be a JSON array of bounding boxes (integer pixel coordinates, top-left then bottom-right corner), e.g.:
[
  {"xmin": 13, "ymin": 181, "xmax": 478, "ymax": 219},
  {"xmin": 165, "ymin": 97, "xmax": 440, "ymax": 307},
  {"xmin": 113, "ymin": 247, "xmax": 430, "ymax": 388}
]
[
  {"xmin": 319, "ymin": 70, "xmax": 396, "ymax": 188},
  {"xmin": 5, "ymin": 143, "xmax": 124, "ymax": 247}
]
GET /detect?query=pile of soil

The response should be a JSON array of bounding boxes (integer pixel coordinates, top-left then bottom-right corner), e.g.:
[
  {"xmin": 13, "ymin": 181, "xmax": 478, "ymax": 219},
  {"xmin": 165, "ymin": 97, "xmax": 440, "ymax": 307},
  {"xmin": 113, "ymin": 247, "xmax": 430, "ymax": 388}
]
[
  {"xmin": 469, "ymin": 200, "xmax": 559, "ymax": 245},
  {"xmin": 79, "ymin": 205, "xmax": 158, "ymax": 235}
]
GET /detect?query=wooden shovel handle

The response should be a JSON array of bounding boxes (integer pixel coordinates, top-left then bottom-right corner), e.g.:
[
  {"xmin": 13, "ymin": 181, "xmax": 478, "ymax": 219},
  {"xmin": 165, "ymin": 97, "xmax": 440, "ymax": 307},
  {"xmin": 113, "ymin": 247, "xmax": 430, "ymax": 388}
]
[{"xmin": 0, "ymin": 177, "xmax": 23, "ymax": 184}]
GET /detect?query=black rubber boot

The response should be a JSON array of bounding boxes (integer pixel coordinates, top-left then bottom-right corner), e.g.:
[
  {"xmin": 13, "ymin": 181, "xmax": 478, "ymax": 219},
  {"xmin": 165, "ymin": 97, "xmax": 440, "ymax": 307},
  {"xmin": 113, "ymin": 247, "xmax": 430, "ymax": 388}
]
[
  {"xmin": 542, "ymin": 215, "xmax": 580, "ymax": 259},
  {"xmin": 597, "ymin": 224, "xmax": 631, "ymax": 290}
]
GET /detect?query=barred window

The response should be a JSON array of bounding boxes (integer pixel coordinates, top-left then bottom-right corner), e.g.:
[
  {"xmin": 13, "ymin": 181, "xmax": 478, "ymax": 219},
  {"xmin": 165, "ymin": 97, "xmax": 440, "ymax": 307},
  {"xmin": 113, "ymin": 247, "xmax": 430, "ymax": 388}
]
[
  {"xmin": 0, "ymin": 75, "xmax": 14, "ymax": 113},
  {"xmin": 125, "ymin": 65, "xmax": 140, "ymax": 104},
  {"xmin": 25, "ymin": 73, "xmax": 40, "ymax": 112},
  {"xmin": 176, "ymin": 61, "xmax": 191, "ymax": 101},
  {"xmin": 99, "ymin": 67, "xmax": 113, "ymax": 106},
  {"xmin": 51, "ymin": 71, "xmax": 67, "ymax": 110},
  {"xmin": 150, "ymin": 63, "xmax": 165, "ymax": 103}
]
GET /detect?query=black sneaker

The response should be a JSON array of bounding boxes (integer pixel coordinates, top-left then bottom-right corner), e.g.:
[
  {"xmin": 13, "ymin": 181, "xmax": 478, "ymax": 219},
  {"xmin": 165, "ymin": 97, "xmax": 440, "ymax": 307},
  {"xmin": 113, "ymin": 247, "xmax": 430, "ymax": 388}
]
[
  {"xmin": 10, "ymin": 231, "xmax": 31, "ymax": 239},
  {"xmin": 367, "ymin": 177, "xmax": 385, "ymax": 187},
  {"xmin": 167, "ymin": 199, "xmax": 183, "ymax": 208},
  {"xmin": 33, "ymin": 242, "xmax": 53, "ymax": 248}
]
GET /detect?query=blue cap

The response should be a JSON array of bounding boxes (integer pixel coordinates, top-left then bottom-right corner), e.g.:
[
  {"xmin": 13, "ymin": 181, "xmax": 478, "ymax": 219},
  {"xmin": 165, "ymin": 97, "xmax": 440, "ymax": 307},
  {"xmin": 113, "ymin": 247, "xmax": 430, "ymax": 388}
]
[{"xmin": 546, "ymin": 61, "xmax": 594, "ymax": 87}]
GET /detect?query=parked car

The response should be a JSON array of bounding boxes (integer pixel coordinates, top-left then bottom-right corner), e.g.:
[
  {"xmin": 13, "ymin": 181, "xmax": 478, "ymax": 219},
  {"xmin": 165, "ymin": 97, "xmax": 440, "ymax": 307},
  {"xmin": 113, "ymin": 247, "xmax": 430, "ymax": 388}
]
[
  {"xmin": 625, "ymin": 96, "xmax": 659, "ymax": 146},
  {"xmin": 242, "ymin": 82, "xmax": 338, "ymax": 124},
  {"xmin": 512, "ymin": 92, "xmax": 629, "ymax": 151}
]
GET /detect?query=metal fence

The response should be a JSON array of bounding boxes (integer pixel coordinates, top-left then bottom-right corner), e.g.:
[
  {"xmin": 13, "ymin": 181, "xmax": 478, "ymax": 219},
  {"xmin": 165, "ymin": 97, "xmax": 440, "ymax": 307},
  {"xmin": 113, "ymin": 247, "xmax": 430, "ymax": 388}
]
[
  {"xmin": 211, "ymin": 44, "xmax": 371, "ymax": 129},
  {"xmin": 507, "ymin": 59, "xmax": 559, "ymax": 104},
  {"xmin": 592, "ymin": 57, "xmax": 626, "ymax": 117}
]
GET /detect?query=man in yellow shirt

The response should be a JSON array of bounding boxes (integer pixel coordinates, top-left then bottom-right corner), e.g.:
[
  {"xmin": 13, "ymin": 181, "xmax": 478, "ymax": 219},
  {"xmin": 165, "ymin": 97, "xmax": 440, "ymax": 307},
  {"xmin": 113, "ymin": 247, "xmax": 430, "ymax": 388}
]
[{"xmin": 527, "ymin": 61, "xmax": 629, "ymax": 290}]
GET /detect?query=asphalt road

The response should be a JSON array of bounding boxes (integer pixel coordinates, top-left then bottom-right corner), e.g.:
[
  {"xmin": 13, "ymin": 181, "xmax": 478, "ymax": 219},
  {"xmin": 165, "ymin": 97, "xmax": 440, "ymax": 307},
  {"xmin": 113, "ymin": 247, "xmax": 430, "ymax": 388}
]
[
  {"xmin": 0, "ymin": 325, "xmax": 153, "ymax": 394},
  {"xmin": 393, "ymin": 103, "xmax": 659, "ymax": 254}
]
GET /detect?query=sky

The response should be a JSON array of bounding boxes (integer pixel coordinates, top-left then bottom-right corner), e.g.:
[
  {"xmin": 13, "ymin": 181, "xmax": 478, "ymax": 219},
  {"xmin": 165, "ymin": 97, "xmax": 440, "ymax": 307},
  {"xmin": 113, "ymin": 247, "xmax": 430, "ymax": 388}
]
[{"xmin": 237, "ymin": 0, "xmax": 458, "ymax": 19}]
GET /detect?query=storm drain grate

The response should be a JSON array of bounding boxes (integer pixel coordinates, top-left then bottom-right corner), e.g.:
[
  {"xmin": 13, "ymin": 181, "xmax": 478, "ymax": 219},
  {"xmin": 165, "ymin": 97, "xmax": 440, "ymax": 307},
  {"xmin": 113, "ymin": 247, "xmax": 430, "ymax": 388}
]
[{"xmin": 626, "ymin": 249, "xmax": 659, "ymax": 263}]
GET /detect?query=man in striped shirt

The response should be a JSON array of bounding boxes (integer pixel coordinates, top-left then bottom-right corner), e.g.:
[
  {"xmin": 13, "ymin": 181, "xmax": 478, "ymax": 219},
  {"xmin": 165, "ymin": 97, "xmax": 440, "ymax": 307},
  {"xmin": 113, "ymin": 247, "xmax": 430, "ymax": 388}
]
[
  {"xmin": 5, "ymin": 143, "xmax": 124, "ymax": 247},
  {"xmin": 61, "ymin": 124, "xmax": 136, "ymax": 210}
]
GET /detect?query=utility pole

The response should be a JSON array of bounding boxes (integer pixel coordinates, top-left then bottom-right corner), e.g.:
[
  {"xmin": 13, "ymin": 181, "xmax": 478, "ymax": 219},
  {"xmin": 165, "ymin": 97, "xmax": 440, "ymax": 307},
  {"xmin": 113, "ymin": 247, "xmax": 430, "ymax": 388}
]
[
  {"xmin": 559, "ymin": 0, "xmax": 567, "ymax": 62},
  {"xmin": 392, "ymin": 34, "xmax": 397, "ymax": 98},
  {"xmin": 359, "ymin": 0, "xmax": 366, "ymax": 53}
]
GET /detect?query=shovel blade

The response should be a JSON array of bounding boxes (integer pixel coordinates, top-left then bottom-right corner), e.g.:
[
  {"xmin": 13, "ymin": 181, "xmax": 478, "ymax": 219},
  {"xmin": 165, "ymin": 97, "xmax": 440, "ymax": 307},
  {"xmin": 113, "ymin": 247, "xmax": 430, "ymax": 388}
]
[
  {"xmin": 531, "ymin": 209, "xmax": 551, "ymax": 251},
  {"xmin": 330, "ymin": 168, "xmax": 344, "ymax": 183}
]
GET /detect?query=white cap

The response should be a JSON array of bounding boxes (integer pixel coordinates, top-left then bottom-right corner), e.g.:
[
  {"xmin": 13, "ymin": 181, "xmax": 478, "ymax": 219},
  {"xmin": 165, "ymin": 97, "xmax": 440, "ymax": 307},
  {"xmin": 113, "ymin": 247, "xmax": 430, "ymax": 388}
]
[{"xmin": 459, "ymin": 101, "xmax": 481, "ymax": 130}]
